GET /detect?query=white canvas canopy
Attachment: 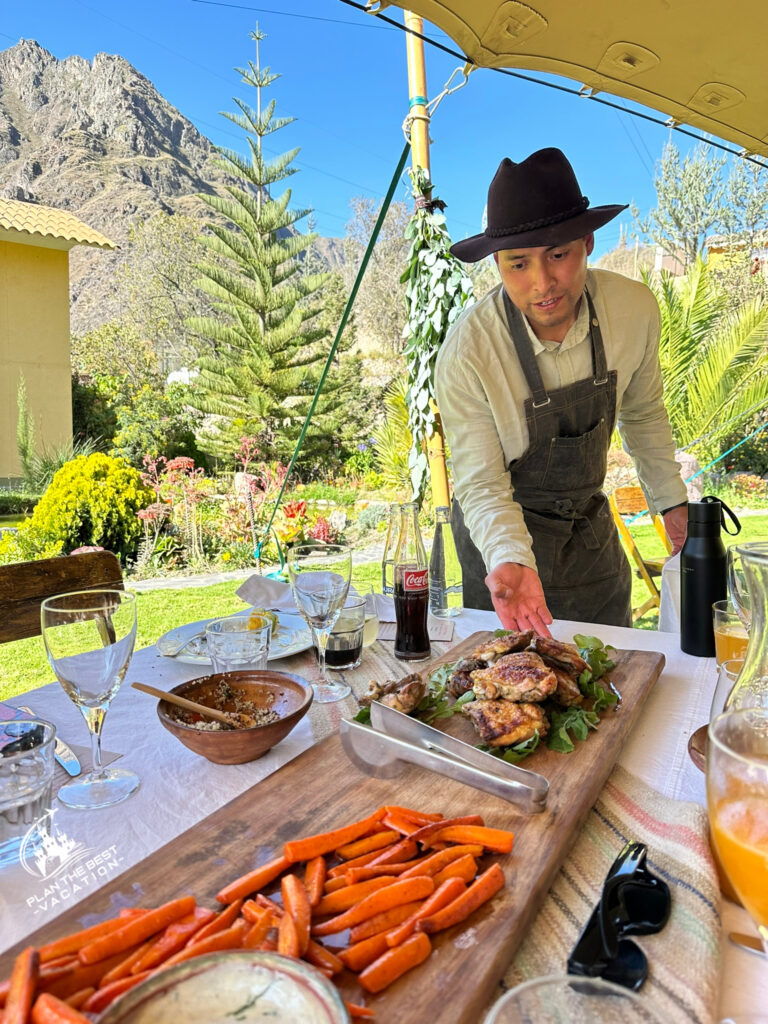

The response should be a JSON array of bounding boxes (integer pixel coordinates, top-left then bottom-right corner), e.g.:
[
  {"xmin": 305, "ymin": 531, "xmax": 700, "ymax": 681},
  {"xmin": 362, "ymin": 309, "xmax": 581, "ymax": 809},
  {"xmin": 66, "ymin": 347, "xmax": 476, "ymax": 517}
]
[{"xmin": 375, "ymin": 0, "xmax": 768, "ymax": 158}]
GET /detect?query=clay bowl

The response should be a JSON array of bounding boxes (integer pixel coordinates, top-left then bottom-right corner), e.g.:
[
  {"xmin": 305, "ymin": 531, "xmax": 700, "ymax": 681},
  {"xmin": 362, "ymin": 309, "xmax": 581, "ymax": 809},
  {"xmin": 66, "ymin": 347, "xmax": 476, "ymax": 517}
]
[{"xmin": 156, "ymin": 670, "xmax": 313, "ymax": 764}]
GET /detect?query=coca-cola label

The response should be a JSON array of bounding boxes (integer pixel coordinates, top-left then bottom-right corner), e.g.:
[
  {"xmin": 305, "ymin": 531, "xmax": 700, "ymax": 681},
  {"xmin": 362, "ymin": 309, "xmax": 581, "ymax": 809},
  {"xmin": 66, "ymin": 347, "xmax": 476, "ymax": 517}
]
[{"xmin": 402, "ymin": 568, "xmax": 428, "ymax": 592}]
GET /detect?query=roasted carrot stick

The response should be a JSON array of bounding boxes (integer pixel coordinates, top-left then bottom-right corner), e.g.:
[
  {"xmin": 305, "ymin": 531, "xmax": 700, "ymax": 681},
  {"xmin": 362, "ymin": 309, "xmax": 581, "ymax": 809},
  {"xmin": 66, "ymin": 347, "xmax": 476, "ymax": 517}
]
[
  {"xmin": 242, "ymin": 900, "xmax": 266, "ymax": 925},
  {"xmin": 311, "ymin": 876, "xmax": 434, "ymax": 937},
  {"xmin": 416, "ymin": 863, "xmax": 505, "ymax": 933},
  {"xmin": 335, "ymin": 830, "xmax": 399, "ymax": 860},
  {"xmin": 382, "ymin": 806, "xmax": 443, "ymax": 825},
  {"xmin": 283, "ymin": 809, "xmax": 385, "ymax": 862},
  {"xmin": 4, "ymin": 946, "xmax": 40, "ymax": 1024},
  {"xmin": 304, "ymin": 855, "xmax": 327, "ymax": 908},
  {"xmin": 305, "ymin": 940, "xmax": 344, "ymax": 975},
  {"xmin": 314, "ymin": 877, "xmax": 393, "ymax": 916},
  {"xmin": 421, "ymin": 824, "xmax": 514, "ymax": 854},
  {"xmin": 187, "ymin": 899, "xmax": 243, "ymax": 946},
  {"xmin": 323, "ymin": 876, "xmax": 349, "ymax": 894},
  {"xmin": 348, "ymin": 901, "xmax": 425, "ymax": 944},
  {"xmin": 385, "ymin": 877, "xmax": 467, "ymax": 947},
  {"xmin": 407, "ymin": 815, "xmax": 485, "ymax": 848},
  {"xmin": 78, "ymin": 896, "xmax": 196, "ymax": 964},
  {"xmin": 338, "ymin": 932, "xmax": 390, "ymax": 972},
  {"xmin": 432, "ymin": 854, "xmax": 478, "ymax": 886},
  {"xmin": 82, "ymin": 972, "xmax": 151, "ymax": 1014},
  {"xmin": 243, "ymin": 913, "xmax": 273, "ymax": 949},
  {"xmin": 62, "ymin": 988, "xmax": 95, "ymax": 1011},
  {"xmin": 327, "ymin": 847, "xmax": 393, "ymax": 878},
  {"xmin": 31, "ymin": 993, "xmax": 91, "ymax": 1024},
  {"xmin": 216, "ymin": 855, "xmax": 293, "ymax": 905},
  {"xmin": 343, "ymin": 862, "xmax": 419, "ymax": 885},
  {"xmin": 162, "ymin": 919, "xmax": 248, "ymax": 967},
  {"xmin": 277, "ymin": 911, "xmax": 300, "ymax": 958},
  {"xmin": 282, "ymin": 874, "xmax": 311, "ymax": 956},
  {"xmin": 359, "ymin": 932, "xmax": 431, "ymax": 993},
  {"xmin": 38, "ymin": 915, "xmax": 146, "ymax": 964},
  {"xmin": 131, "ymin": 906, "xmax": 215, "ymax": 972},
  {"xmin": 362, "ymin": 837, "xmax": 418, "ymax": 869},
  {"xmin": 43, "ymin": 950, "xmax": 141, "ymax": 1001},
  {"xmin": 97, "ymin": 939, "xmax": 154, "ymax": 986},
  {"xmin": 399, "ymin": 844, "xmax": 484, "ymax": 879},
  {"xmin": 381, "ymin": 812, "xmax": 422, "ymax": 836},
  {"xmin": 0, "ymin": 954, "xmax": 76, "ymax": 1005},
  {"xmin": 255, "ymin": 894, "xmax": 284, "ymax": 917},
  {"xmin": 345, "ymin": 1001, "xmax": 376, "ymax": 1019}
]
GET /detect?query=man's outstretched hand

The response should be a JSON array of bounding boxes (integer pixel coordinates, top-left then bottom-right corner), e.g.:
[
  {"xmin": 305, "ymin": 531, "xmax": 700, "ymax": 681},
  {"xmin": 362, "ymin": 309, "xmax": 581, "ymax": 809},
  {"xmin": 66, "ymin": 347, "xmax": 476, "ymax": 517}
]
[{"xmin": 484, "ymin": 562, "xmax": 553, "ymax": 637}]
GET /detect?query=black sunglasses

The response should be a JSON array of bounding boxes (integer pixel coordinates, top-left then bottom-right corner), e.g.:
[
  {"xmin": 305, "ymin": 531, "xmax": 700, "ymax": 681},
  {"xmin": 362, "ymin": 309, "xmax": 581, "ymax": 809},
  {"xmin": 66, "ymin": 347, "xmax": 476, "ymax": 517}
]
[{"xmin": 567, "ymin": 841, "xmax": 671, "ymax": 991}]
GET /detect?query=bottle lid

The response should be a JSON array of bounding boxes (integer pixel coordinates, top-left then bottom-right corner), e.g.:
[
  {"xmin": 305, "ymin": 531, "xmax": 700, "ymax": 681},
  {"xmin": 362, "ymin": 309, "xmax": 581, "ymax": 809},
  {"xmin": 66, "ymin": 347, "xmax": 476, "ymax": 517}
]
[{"xmin": 687, "ymin": 497, "xmax": 722, "ymax": 524}]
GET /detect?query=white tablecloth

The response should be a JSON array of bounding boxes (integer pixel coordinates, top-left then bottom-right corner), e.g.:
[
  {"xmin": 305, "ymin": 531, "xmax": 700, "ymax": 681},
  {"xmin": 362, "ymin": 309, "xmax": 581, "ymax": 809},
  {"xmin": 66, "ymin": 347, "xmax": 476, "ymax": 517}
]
[{"xmin": 1, "ymin": 611, "xmax": 764, "ymax": 1019}]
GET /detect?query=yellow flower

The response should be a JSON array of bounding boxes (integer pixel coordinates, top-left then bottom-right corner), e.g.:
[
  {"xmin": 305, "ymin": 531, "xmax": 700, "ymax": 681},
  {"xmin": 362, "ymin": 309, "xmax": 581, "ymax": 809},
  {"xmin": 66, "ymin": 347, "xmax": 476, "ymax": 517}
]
[{"xmin": 221, "ymin": 551, "xmax": 231, "ymax": 562}]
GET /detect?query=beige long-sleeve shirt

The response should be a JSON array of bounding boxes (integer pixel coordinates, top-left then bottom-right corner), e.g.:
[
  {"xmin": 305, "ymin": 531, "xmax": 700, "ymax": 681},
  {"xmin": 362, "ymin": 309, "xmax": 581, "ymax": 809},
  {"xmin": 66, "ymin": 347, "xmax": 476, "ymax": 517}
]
[{"xmin": 434, "ymin": 268, "xmax": 687, "ymax": 574}]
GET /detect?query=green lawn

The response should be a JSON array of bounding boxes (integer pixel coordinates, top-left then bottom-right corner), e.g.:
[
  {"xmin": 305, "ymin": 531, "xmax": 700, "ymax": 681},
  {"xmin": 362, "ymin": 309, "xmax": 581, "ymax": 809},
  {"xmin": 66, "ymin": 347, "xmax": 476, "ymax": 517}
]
[{"xmin": 1, "ymin": 520, "xmax": 764, "ymax": 702}]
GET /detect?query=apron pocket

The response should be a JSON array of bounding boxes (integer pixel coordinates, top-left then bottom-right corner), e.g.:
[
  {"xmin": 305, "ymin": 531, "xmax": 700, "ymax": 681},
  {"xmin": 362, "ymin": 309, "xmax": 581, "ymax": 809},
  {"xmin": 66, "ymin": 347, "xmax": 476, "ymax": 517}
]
[{"xmin": 541, "ymin": 416, "xmax": 608, "ymax": 492}]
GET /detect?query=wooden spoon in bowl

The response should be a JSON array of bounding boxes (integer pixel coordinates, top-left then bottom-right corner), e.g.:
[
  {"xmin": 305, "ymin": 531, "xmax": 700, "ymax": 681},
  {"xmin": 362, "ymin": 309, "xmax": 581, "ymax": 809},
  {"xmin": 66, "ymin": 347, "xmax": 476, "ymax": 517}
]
[{"xmin": 131, "ymin": 682, "xmax": 257, "ymax": 729}]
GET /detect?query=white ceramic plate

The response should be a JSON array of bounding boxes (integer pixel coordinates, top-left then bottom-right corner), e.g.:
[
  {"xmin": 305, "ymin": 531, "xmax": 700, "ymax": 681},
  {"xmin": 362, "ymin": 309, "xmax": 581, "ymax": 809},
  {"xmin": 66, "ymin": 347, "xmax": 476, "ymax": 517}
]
[{"xmin": 156, "ymin": 610, "xmax": 312, "ymax": 664}]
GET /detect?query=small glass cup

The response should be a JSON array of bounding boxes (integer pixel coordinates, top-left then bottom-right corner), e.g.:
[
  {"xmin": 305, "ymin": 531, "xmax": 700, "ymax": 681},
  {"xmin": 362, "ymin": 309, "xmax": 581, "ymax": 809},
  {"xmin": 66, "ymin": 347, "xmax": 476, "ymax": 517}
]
[
  {"xmin": 0, "ymin": 719, "xmax": 56, "ymax": 869},
  {"xmin": 314, "ymin": 596, "xmax": 366, "ymax": 671},
  {"xmin": 483, "ymin": 975, "xmax": 665, "ymax": 1023},
  {"xmin": 205, "ymin": 616, "xmax": 272, "ymax": 673},
  {"xmin": 712, "ymin": 600, "xmax": 749, "ymax": 667},
  {"xmin": 360, "ymin": 586, "xmax": 380, "ymax": 649}
]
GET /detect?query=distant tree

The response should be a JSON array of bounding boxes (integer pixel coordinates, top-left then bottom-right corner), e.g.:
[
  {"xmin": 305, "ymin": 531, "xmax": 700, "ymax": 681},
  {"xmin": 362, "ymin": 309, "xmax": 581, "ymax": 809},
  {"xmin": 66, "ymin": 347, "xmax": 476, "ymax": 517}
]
[
  {"xmin": 71, "ymin": 320, "xmax": 160, "ymax": 394},
  {"xmin": 723, "ymin": 158, "xmax": 768, "ymax": 251},
  {"xmin": 633, "ymin": 141, "xmax": 728, "ymax": 267},
  {"xmin": 342, "ymin": 197, "xmax": 411, "ymax": 353},
  {"xmin": 188, "ymin": 27, "xmax": 351, "ymax": 469}
]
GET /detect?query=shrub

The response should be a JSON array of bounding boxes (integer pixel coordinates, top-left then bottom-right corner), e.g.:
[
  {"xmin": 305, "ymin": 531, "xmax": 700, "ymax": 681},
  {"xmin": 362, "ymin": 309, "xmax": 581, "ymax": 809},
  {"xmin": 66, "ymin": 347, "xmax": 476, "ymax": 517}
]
[
  {"xmin": 356, "ymin": 502, "xmax": 389, "ymax": 533},
  {"xmin": 0, "ymin": 491, "xmax": 40, "ymax": 516},
  {"xmin": 727, "ymin": 472, "xmax": 768, "ymax": 505},
  {"xmin": 15, "ymin": 454, "xmax": 154, "ymax": 563},
  {"xmin": 111, "ymin": 384, "xmax": 209, "ymax": 470}
]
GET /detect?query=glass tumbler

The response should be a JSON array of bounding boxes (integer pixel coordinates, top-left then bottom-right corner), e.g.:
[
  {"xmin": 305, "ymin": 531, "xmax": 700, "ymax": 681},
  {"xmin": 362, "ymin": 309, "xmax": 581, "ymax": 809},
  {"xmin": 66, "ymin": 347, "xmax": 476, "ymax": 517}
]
[
  {"xmin": 206, "ymin": 616, "xmax": 272, "ymax": 673},
  {"xmin": 0, "ymin": 719, "xmax": 56, "ymax": 868}
]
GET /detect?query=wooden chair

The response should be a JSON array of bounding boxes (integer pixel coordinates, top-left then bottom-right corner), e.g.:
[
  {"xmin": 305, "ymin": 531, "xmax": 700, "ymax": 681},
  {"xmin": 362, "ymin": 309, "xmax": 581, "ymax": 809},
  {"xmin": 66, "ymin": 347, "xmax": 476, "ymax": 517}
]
[
  {"xmin": 609, "ymin": 486, "xmax": 673, "ymax": 623},
  {"xmin": 0, "ymin": 550, "xmax": 124, "ymax": 644}
]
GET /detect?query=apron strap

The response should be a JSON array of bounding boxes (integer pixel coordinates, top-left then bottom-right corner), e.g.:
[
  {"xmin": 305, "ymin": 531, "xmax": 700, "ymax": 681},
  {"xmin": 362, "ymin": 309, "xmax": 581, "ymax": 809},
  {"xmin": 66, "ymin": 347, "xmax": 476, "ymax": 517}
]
[{"xmin": 586, "ymin": 291, "xmax": 609, "ymax": 385}]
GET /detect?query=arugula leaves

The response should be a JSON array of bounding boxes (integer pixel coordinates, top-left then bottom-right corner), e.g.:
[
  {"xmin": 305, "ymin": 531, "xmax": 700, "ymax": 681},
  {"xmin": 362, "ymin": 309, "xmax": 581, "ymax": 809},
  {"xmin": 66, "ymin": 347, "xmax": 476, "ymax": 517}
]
[
  {"xmin": 352, "ymin": 662, "xmax": 474, "ymax": 728},
  {"xmin": 480, "ymin": 731, "xmax": 541, "ymax": 763},
  {"xmin": 574, "ymin": 634, "xmax": 616, "ymax": 680},
  {"xmin": 547, "ymin": 708, "xmax": 600, "ymax": 753}
]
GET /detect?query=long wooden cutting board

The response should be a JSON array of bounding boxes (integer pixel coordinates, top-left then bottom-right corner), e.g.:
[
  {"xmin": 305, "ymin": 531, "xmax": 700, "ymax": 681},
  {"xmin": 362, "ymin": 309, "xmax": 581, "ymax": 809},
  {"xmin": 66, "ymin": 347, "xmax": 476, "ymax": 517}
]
[{"xmin": 1, "ymin": 634, "xmax": 664, "ymax": 1022}]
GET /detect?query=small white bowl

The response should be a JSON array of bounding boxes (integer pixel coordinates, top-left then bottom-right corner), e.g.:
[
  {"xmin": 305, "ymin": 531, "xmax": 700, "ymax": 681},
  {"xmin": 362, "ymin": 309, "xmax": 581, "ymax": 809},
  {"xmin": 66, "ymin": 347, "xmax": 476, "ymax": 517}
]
[{"xmin": 98, "ymin": 950, "xmax": 350, "ymax": 1024}]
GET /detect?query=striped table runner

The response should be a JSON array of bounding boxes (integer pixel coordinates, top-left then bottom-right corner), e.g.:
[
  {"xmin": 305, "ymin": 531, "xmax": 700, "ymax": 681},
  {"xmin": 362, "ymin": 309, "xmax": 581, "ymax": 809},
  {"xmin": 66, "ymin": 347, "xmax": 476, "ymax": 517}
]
[{"xmin": 492, "ymin": 764, "xmax": 721, "ymax": 1024}]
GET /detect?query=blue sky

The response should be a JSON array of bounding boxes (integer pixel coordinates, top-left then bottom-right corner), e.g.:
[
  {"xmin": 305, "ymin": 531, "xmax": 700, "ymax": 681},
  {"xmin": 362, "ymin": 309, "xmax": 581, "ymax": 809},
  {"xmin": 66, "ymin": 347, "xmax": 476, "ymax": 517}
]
[{"xmin": 0, "ymin": 0, "xmax": 733, "ymax": 259}]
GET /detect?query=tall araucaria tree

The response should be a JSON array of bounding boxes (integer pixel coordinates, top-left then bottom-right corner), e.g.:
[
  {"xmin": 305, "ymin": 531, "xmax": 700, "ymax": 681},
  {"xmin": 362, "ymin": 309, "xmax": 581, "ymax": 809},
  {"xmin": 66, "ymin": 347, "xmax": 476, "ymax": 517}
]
[{"xmin": 188, "ymin": 27, "xmax": 354, "ymax": 467}]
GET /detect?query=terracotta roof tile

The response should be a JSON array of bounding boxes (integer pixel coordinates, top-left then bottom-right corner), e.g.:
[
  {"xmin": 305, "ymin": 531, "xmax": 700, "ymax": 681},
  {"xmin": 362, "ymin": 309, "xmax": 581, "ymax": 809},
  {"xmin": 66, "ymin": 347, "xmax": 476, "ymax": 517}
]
[{"xmin": 0, "ymin": 198, "xmax": 116, "ymax": 250}]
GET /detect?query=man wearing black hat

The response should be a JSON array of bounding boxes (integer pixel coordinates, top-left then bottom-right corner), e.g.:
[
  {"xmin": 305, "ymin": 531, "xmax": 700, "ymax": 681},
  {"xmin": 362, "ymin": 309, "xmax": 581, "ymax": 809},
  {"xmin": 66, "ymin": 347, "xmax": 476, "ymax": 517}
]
[{"xmin": 435, "ymin": 148, "xmax": 688, "ymax": 634}]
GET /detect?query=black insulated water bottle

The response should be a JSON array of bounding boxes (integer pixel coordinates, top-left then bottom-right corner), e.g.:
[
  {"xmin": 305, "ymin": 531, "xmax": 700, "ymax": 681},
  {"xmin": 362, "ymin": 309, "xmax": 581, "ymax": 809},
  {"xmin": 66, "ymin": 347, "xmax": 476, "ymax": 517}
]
[{"xmin": 680, "ymin": 497, "xmax": 740, "ymax": 656}]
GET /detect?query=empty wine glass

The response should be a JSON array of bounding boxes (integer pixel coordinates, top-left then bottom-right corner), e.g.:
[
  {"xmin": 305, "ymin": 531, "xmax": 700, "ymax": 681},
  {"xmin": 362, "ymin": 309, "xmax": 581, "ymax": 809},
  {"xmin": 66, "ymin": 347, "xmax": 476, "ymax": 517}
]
[
  {"xmin": 41, "ymin": 589, "xmax": 139, "ymax": 809},
  {"xmin": 287, "ymin": 544, "xmax": 351, "ymax": 703}
]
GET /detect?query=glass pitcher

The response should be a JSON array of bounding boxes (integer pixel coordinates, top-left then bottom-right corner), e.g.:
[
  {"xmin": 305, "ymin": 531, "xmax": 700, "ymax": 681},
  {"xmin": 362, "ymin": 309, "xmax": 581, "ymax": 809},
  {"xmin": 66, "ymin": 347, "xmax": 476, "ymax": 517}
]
[{"xmin": 724, "ymin": 542, "xmax": 768, "ymax": 710}]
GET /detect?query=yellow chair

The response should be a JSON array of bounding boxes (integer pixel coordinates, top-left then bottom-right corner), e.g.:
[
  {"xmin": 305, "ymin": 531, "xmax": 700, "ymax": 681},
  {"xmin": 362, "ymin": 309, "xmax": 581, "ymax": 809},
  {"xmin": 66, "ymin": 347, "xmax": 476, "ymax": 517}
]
[{"xmin": 609, "ymin": 486, "xmax": 673, "ymax": 622}]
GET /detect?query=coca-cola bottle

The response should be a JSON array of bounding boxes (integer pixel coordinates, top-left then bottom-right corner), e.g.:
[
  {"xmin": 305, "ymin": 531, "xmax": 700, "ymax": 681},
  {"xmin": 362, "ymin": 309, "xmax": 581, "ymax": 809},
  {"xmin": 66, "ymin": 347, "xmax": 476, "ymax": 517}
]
[{"xmin": 394, "ymin": 502, "xmax": 431, "ymax": 661}]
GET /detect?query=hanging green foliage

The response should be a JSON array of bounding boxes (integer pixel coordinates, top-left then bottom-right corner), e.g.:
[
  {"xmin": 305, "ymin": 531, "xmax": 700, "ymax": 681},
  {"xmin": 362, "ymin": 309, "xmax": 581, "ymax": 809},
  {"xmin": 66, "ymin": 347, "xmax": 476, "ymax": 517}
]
[{"xmin": 400, "ymin": 166, "xmax": 475, "ymax": 499}]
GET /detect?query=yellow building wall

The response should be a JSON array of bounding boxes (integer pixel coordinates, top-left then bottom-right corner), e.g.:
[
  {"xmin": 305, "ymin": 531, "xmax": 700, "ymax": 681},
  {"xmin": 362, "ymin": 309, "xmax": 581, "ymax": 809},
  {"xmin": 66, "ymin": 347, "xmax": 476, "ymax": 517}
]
[{"xmin": 0, "ymin": 240, "xmax": 73, "ymax": 482}]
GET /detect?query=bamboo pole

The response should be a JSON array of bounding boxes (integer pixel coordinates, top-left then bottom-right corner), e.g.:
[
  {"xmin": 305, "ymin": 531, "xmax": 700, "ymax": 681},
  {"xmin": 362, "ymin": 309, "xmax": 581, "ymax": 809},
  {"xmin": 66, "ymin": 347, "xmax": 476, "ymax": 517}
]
[{"xmin": 403, "ymin": 11, "xmax": 451, "ymax": 511}]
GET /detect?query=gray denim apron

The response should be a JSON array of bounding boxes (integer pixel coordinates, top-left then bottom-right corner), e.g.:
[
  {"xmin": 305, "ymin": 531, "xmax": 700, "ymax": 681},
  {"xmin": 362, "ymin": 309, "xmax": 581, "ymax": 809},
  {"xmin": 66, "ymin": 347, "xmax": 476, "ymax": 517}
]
[{"xmin": 452, "ymin": 289, "xmax": 632, "ymax": 627}]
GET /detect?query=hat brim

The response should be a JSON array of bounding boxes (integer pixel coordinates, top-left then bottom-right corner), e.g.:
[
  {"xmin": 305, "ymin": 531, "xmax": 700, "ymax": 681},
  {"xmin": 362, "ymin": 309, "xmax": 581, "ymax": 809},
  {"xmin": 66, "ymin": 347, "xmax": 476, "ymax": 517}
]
[{"xmin": 450, "ymin": 204, "xmax": 628, "ymax": 263}]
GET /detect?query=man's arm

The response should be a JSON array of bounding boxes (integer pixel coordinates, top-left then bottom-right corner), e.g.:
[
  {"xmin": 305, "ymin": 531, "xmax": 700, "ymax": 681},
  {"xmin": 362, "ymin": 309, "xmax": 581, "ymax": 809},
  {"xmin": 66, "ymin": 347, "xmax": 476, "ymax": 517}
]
[{"xmin": 485, "ymin": 563, "xmax": 553, "ymax": 636}]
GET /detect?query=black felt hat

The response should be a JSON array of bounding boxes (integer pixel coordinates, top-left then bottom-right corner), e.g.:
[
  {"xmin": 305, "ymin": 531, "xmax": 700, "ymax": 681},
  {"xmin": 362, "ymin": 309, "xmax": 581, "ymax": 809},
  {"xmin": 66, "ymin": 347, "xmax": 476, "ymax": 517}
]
[{"xmin": 450, "ymin": 148, "xmax": 627, "ymax": 263}]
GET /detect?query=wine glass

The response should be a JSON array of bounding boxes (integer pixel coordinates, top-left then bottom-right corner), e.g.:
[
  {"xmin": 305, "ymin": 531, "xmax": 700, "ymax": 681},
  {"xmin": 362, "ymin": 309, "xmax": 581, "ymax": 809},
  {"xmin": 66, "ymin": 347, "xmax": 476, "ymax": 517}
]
[
  {"xmin": 41, "ymin": 589, "xmax": 139, "ymax": 809},
  {"xmin": 707, "ymin": 707, "xmax": 768, "ymax": 953},
  {"xmin": 483, "ymin": 974, "xmax": 665, "ymax": 1023},
  {"xmin": 287, "ymin": 544, "xmax": 351, "ymax": 703}
]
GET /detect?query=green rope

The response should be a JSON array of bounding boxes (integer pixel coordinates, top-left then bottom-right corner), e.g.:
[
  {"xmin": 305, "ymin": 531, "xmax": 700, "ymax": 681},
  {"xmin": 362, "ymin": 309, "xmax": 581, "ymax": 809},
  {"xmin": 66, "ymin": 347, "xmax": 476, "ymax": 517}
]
[{"xmin": 255, "ymin": 140, "xmax": 412, "ymax": 568}]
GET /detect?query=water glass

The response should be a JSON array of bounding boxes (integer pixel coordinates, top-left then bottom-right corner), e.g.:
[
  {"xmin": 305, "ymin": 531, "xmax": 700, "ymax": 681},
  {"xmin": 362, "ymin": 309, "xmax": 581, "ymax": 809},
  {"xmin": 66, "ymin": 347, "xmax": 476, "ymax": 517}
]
[
  {"xmin": 483, "ymin": 974, "xmax": 665, "ymax": 1023},
  {"xmin": 0, "ymin": 719, "xmax": 56, "ymax": 868},
  {"xmin": 315, "ymin": 596, "xmax": 366, "ymax": 671},
  {"xmin": 206, "ymin": 617, "xmax": 272, "ymax": 672},
  {"xmin": 712, "ymin": 600, "xmax": 749, "ymax": 667},
  {"xmin": 360, "ymin": 586, "xmax": 380, "ymax": 648}
]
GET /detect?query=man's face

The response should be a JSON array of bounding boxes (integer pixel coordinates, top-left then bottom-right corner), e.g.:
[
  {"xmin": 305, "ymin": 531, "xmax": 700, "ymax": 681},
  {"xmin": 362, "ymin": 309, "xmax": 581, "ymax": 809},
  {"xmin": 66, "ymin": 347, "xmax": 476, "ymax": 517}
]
[{"xmin": 494, "ymin": 233, "xmax": 594, "ymax": 343}]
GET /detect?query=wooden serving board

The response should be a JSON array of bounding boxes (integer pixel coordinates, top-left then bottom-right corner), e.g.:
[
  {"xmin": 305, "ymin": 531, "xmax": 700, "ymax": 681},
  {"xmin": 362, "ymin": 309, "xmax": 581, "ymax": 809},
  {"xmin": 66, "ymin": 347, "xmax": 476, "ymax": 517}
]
[{"xmin": 1, "ymin": 633, "xmax": 664, "ymax": 1023}]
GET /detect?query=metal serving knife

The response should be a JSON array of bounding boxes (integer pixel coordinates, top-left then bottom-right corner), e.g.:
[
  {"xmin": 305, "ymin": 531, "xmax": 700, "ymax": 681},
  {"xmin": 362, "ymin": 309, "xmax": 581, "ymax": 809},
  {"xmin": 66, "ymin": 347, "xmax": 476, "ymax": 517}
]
[{"xmin": 16, "ymin": 705, "xmax": 81, "ymax": 777}]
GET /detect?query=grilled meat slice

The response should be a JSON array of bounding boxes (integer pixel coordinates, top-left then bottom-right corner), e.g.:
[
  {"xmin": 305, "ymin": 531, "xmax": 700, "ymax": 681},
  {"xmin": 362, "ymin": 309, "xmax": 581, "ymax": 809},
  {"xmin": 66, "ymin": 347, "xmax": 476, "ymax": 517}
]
[
  {"xmin": 551, "ymin": 667, "xmax": 584, "ymax": 708},
  {"xmin": 462, "ymin": 700, "xmax": 549, "ymax": 747},
  {"xmin": 531, "ymin": 636, "xmax": 589, "ymax": 676},
  {"xmin": 471, "ymin": 651, "xmax": 557, "ymax": 702},
  {"xmin": 359, "ymin": 673, "xmax": 426, "ymax": 713},
  {"xmin": 472, "ymin": 630, "xmax": 535, "ymax": 665},
  {"xmin": 447, "ymin": 657, "xmax": 485, "ymax": 698}
]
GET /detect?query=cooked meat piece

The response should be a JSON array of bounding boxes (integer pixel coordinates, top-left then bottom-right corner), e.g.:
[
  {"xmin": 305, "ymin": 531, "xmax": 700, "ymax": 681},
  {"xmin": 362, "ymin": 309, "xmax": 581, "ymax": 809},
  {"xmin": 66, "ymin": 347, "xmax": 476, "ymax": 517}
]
[
  {"xmin": 550, "ymin": 667, "xmax": 584, "ymax": 708},
  {"xmin": 379, "ymin": 676, "xmax": 428, "ymax": 714},
  {"xmin": 447, "ymin": 657, "xmax": 485, "ymax": 698},
  {"xmin": 360, "ymin": 673, "xmax": 424, "ymax": 709},
  {"xmin": 471, "ymin": 651, "xmax": 557, "ymax": 702},
  {"xmin": 531, "ymin": 636, "xmax": 589, "ymax": 675},
  {"xmin": 472, "ymin": 630, "xmax": 535, "ymax": 665},
  {"xmin": 462, "ymin": 700, "xmax": 549, "ymax": 747}
]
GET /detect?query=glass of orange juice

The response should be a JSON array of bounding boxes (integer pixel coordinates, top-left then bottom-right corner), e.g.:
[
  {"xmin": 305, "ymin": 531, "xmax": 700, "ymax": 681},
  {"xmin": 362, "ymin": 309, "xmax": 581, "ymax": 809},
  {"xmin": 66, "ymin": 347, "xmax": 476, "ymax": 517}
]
[
  {"xmin": 712, "ymin": 600, "xmax": 749, "ymax": 666},
  {"xmin": 707, "ymin": 707, "xmax": 768, "ymax": 952}
]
